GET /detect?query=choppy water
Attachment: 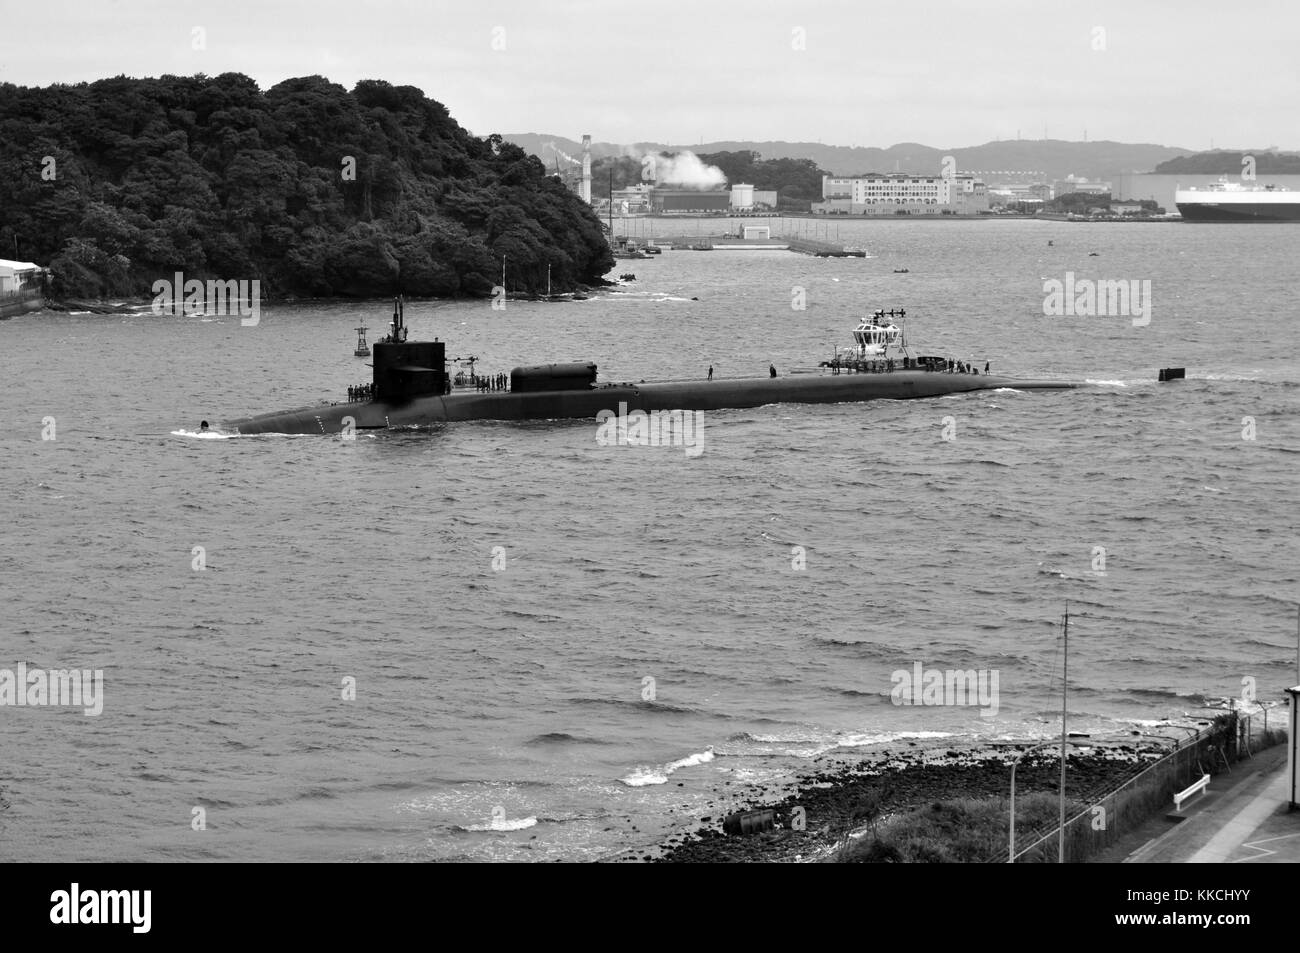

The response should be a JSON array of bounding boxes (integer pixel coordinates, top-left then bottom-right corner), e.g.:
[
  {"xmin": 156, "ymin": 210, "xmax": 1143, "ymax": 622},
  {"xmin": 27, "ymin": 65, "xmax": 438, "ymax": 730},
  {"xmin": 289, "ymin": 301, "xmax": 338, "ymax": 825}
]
[{"xmin": 2, "ymin": 219, "xmax": 1297, "ymax": 862}]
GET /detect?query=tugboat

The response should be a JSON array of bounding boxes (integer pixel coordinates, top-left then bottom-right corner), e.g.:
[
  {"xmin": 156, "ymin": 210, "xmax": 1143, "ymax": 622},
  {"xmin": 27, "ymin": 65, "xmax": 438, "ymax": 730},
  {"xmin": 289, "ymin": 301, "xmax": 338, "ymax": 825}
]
[
  {"xmin": 800, "ymin": 308, "xmax": 977, "ymax": 374},
  {"xmin": 834, "ymin": 308, "xmax": 908, "ymax": 364},
  {"xmin": 353, "ymin": 325, "xmax": 370, "ymax": 357}
]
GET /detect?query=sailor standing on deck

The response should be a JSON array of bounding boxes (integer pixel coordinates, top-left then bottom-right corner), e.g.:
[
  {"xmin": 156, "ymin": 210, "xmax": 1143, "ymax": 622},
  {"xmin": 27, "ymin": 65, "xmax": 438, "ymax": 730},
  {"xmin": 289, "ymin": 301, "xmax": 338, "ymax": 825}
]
[
  {"xmin": 708, "ymin": 365, "xmax": 713, "ymax": 381},
  {"xmin": 769, "ymin": 364, "xmax": 777, "ymax": 378}
]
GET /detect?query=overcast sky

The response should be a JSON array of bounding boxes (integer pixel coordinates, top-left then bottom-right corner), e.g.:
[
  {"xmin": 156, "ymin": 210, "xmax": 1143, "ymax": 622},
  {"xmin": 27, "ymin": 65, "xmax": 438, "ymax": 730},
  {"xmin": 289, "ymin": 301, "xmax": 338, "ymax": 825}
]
[{"xmin": 2, "ymin": 0, "xmax": 1296, "ymax": 150}]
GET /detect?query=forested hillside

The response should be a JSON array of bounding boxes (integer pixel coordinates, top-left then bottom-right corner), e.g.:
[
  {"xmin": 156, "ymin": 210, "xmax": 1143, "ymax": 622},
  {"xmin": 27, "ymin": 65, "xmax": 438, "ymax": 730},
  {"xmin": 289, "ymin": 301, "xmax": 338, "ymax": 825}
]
[
  {"xmin": 0, "ymin": 73, "xmax": 613, "ymax": 298},
  {"xmin": 1153, "ymin": 150, "xmax": 1300, "ymax": 174}
]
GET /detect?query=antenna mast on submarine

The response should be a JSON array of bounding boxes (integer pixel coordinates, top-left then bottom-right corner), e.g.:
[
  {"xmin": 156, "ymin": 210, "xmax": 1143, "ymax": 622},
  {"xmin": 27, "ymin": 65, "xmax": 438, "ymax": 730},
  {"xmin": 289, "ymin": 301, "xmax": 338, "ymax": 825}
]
[{"xmin": 389, "ymin": 296, "xmax": 407, "ymax": 343}]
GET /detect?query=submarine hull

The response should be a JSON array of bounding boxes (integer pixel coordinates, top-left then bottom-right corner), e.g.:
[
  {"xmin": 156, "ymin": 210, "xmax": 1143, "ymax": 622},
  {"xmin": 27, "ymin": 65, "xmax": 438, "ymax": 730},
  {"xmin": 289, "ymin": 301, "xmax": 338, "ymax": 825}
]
[{"xmin": 223, "ymin": 371, "xmax": 1075, "ymax": 436}]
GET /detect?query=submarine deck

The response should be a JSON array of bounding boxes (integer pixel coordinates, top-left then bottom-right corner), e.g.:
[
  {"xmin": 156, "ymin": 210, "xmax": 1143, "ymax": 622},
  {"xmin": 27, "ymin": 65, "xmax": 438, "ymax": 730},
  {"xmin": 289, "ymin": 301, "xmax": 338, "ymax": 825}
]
[{"xmin": 223, "ymin": 370, "xmax": 1076, "ymax": 436}]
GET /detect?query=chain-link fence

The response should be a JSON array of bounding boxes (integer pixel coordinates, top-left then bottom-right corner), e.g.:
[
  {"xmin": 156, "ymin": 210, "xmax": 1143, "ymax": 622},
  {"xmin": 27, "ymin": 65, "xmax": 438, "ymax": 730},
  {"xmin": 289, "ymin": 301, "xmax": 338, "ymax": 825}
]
[{"xmin": 997, "ymin": 705, "xmax": 1287, "ymax": 863}]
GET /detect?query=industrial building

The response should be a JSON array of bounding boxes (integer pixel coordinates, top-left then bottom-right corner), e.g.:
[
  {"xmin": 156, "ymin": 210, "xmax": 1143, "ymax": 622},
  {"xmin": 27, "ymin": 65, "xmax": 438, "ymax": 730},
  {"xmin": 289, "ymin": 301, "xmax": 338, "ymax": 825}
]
[
  {"xmin": 1054, "ymin": 174, "xmax": 1111, "ymax": 196},
  {"xmin": 727, "ymin": 184, "xmax": 779, "ymax": 211},
  {"xmin": 608, "ymin": 185, "xmax": 749, "ymax": 214},
  {"xmin": 813, "ymin": 173, "xmax": 989, "ymax": 214},
  {"xmin": 988, "ymin": 182, "xmax": 1054, "ymax": 206},
  {"xmin": 652, "ymin": 189, "xmax": 732, "ymax": 213},
  {"xmin": 559, "ymin": 137, "xmax": 779, "ymax": 212},
  {"xmin": 730, "ymin": 183, "xmax": 754, "ymax": 209},
  {"xmin": 602, "ymin": 174, "xmax": 777, "ymax": 214},
  {"xmin": 610, "ymin": 184, "xmax": 653, "ymax": 213}
]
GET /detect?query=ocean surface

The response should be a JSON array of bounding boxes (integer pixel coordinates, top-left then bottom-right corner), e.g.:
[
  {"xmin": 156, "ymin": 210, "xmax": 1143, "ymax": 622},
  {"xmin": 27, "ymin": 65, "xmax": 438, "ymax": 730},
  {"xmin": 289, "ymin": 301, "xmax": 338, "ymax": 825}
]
[{"xmin": 2, "ymin": 218, "xmax": 1297, "ymax": 862}]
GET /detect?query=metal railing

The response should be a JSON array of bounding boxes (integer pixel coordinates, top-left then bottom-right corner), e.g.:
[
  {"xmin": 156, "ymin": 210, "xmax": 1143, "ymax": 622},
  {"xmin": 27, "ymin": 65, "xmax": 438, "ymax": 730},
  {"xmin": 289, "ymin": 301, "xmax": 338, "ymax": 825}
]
[{"xmin": 996, "ymin": 714, "xmax": 1248, "ymax": 863}]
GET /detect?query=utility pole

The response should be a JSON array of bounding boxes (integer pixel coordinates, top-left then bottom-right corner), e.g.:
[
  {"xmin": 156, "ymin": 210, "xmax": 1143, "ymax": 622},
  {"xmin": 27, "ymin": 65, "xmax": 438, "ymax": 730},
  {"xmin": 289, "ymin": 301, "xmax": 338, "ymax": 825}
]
[{"xmin": 1060, "ymin": 601, "xmax": 1069, "ymax": 863}]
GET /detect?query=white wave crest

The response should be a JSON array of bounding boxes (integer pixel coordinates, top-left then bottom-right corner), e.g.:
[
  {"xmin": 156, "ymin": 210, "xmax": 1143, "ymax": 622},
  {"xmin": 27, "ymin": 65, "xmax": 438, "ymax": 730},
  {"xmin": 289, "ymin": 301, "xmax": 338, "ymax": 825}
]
[
  {"xmin": 171, "ymin": 429, "xmax": 232, "ymax": 439},
  {"xmin": 461, "ymin": 816, "xmax": 539, "ymax": 832},
  {"xmin": 833, "ymin": 730, "xmax": 954, "ymax": 748},
  {"xmin": 620, "ymin": 746, "xmax": 715, "ymax": 786}
]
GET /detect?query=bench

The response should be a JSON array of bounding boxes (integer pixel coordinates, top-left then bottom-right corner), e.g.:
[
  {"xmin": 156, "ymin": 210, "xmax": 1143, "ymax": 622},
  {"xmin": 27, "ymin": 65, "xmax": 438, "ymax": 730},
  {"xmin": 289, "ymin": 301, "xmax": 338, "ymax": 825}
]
[{"xmin": 1173, "ymin": 774, "xmax": 1211, "ymax": 812}]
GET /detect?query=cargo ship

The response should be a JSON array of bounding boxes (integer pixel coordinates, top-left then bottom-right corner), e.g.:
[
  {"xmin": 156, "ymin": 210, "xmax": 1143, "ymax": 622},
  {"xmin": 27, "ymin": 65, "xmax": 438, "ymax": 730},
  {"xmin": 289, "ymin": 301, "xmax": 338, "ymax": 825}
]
[
  {"xmin": 220, "ymin": 301, "xmax": 1075, "ymax": 436},
  {"xmin": 1175, "ymin": 179, "xmax": 1300, "ymax": 222}
]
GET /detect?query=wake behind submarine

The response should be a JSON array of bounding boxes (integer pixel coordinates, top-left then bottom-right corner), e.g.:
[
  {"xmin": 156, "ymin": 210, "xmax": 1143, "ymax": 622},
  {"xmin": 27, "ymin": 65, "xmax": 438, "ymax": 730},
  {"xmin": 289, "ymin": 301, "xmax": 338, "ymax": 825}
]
[{"xmin": 222, "ymin": 300, "xmax": 1078, "ymax": 436}]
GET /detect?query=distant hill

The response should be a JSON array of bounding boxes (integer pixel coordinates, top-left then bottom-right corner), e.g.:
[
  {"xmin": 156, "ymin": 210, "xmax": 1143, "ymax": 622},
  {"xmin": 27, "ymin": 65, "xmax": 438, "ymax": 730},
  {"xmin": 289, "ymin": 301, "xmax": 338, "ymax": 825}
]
[
  {"xmin": 507, "ymin": 134, "xmax": 1192, "ymax": 183},
  {"xmin": 1153, "ymin": 150, "xmax": 1300, "ymax": 174}
]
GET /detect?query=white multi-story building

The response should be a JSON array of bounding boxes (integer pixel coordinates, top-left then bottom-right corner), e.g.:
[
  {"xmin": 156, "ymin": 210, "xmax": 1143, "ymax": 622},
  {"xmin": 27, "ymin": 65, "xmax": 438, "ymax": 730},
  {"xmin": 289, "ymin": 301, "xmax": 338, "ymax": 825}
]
[{"xmin": 814, "ymin": 174, "xmax": 989, "ymax": 214}]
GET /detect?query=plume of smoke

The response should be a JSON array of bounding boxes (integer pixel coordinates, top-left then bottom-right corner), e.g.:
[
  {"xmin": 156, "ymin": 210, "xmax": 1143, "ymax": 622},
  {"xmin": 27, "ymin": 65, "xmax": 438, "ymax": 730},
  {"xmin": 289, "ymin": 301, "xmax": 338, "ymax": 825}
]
[
  {"xmin": 638, "ymin": 150, "xmax": 727, "ymax": 189},
  {"xmin": 544, "ymin": 141, "xmax": 581, "ymax": 165}
]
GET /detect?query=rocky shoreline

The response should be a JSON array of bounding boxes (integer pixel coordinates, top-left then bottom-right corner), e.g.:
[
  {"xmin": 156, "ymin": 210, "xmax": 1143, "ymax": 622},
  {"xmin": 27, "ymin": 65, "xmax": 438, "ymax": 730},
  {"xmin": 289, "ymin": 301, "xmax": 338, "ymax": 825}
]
[{"xmin": 650, "ymin": 736, "xmax": 1171, "ymax": 863}]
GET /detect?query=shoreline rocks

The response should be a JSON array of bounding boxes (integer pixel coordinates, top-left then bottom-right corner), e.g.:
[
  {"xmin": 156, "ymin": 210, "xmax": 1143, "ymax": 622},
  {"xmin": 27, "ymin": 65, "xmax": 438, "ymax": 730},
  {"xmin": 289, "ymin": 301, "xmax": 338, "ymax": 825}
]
[{"xmin": 651, "ymin": 737, "xmax": 1169, "ymax": 863}]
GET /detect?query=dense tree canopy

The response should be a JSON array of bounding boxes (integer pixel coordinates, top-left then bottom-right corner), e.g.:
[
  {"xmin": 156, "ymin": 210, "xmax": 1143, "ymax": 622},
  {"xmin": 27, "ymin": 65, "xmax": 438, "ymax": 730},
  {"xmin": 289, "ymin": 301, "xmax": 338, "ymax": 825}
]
[
  {"xmin": 1153, "ymin": 151, "xmax": 1300, "ymax": 174},
  {"xmin": 0, "ymin": 74, "xmax": 613, "ymax": 298},
  {"xmin": 697, "ymin": 151, "xmax": 828, "ymax": 205}
]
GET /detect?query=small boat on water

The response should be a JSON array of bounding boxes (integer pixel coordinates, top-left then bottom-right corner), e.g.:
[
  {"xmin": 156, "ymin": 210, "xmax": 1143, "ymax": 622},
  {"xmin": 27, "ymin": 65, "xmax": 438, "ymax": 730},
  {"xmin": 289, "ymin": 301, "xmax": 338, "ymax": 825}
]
[{"xmin": 354, "ymin": 325, "xmax": 370, "ymax": 357}]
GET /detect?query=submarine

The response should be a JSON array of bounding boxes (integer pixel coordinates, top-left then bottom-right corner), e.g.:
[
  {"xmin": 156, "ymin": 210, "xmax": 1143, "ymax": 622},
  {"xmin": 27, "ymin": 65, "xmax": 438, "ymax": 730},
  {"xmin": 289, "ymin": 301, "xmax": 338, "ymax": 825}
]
[{"xmin": 222, "ymin": 300, "xmax": 1076, "ymax": 436}]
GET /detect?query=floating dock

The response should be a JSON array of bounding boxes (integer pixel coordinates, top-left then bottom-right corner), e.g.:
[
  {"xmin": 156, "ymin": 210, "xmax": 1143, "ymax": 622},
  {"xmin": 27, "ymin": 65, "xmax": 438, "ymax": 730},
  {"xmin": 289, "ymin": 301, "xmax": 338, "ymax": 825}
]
[{"xmin": 646, "ymin": 235, "xmax": 865, "ymax": 256}]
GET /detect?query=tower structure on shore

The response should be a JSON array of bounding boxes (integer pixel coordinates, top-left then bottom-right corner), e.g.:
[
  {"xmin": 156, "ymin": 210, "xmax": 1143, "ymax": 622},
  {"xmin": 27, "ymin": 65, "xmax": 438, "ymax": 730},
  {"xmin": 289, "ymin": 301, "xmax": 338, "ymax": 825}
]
[{"xmin": 581, "ymin": 135, "xmax": 592, "ymax": 204}]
